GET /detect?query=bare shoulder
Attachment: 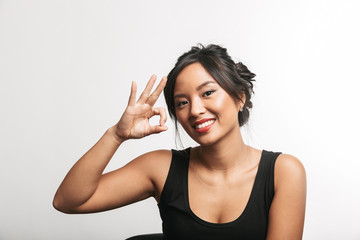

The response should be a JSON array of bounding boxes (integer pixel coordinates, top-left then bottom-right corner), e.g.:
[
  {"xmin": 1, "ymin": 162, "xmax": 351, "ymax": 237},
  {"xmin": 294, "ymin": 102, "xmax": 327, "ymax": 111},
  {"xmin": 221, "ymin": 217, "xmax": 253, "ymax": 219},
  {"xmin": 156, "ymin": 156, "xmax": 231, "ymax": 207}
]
[
  {"xmin": 130, "ymin": 149, "xmax": 171, "ymax": 163},
  {"xmin": 126, "ymin": 149, "xmax": 172, "ymax": 174},
  {"xmin": 274, "ymin": 153, "xmax": 306, "ymax": 191},
  {"xmin": 125, "ymin": 149, "xmax": 172, "ymax": 202}
]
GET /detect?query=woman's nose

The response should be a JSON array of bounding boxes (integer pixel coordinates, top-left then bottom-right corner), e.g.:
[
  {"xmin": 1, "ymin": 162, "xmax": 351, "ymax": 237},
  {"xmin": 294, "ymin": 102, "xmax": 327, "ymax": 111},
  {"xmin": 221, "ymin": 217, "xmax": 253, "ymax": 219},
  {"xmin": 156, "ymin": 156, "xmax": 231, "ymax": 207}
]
[{"xmin": 190, "ymin": 98, "xmax": 206, "ymax": 117}]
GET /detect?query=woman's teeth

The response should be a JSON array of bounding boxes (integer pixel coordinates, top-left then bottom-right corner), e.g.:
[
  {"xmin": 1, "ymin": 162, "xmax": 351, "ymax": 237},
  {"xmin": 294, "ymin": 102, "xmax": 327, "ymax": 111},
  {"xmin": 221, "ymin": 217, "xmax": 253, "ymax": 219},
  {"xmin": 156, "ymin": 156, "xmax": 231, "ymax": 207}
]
[{"xmin": 195, "ymin": 120, "xmax": 215, "ymax": 129}]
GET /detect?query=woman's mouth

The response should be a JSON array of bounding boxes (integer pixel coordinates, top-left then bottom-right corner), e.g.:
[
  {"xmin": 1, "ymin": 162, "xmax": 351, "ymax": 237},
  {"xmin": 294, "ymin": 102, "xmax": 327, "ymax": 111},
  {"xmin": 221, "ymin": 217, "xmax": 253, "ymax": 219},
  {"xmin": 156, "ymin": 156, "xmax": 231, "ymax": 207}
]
[{"xmin": 194, "ymin": 119, "xmax": 215, "ymax": 133}]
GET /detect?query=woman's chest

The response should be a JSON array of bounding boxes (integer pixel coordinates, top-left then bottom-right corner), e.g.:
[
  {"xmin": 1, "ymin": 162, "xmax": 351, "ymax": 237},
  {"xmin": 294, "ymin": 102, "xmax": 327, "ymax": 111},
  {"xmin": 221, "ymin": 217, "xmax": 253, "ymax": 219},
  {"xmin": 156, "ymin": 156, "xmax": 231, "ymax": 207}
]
[{"xmin": 187, "ymin": 168, "xmax": 257, "ymax": 224}]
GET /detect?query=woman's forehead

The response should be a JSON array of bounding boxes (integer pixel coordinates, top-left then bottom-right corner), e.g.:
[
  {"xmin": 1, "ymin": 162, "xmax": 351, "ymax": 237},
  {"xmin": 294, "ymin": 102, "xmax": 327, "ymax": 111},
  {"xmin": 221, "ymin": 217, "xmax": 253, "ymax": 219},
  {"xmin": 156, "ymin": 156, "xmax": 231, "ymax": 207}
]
[{"xmin": 174, "ymin": 63, "xmax": 217, "ymax": 90}]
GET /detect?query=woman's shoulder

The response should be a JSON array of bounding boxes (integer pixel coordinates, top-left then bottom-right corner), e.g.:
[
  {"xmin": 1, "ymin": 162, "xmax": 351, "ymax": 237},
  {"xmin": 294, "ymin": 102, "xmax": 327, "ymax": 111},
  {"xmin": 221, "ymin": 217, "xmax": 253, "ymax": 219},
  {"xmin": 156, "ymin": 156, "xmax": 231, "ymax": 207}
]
[
  {"xmin": 275, "ymin": 153, "xmax": 305, "ymax": 174},
  {"xmin": 129, "ymin": 149, "xmax": 175, "ymax": 202},
  {"xmin": 273, "ymin": 153, "xmax": 306, "ymax": 191},
  {"xmin": 130, "ymin": 147, "xmax": 192, "ymax": 172},
  {"xmin": 130, "ymin": 149, "xmax": 173, "ymax": 169}
]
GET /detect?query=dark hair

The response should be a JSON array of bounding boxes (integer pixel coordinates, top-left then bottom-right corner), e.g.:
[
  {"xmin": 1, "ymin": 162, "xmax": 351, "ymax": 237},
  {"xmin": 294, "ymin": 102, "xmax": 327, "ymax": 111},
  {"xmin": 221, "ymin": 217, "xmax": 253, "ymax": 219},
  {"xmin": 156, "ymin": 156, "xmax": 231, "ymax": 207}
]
[{"xmin": 164, "ymin": 44, "xmax": 255, "ymax": 132}]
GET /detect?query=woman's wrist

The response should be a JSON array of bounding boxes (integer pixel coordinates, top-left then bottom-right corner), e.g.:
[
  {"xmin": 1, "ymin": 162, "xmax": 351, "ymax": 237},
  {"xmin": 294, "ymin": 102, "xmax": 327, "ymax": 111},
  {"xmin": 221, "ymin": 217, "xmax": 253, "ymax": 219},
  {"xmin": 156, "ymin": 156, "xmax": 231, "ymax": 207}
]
[{"xmin": 107, "ymin": 125, "xmax": 126, "ymax": 145}]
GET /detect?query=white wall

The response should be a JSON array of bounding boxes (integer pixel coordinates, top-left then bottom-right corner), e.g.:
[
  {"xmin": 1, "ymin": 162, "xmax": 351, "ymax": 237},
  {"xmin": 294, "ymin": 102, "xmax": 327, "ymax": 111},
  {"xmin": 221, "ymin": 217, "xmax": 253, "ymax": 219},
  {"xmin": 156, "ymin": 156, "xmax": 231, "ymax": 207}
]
[{"xmin": 1, "ymin": 0, "xmax": 359, "ymax": 239}]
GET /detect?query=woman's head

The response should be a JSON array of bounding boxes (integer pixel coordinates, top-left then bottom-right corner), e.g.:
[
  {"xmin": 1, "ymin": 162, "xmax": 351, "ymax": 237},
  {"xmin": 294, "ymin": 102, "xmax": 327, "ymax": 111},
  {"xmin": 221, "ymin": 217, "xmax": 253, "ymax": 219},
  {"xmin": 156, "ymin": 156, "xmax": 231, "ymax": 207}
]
[{"xmin": 164, "ymin": 44, "xmax": 256, "ymax": 131}]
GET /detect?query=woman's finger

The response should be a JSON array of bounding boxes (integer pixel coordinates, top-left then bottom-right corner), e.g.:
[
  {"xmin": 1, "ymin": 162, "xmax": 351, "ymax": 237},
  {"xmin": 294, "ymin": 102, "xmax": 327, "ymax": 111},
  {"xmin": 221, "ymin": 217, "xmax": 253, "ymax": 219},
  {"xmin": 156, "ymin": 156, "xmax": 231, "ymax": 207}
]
[
  {"xmin": 127, "ymin": 81, "xmax": 137, "ymax": 106},
  {"xmin": 159, "ymin": 107, "xmax": 167, "ymax": 126},
  {"xmin": 146, "ymin": 76, "xmax": 167, "ymax": 106},
  {"xmin": 151, "ymin": 107, "xmax": 168, "ymax": 126},
  {"xmin": 137, "ymin": 74, "xmax": 157, "ymax": 104},
  {"xmin": 149, "ymin": 124, "xmax": 168, "ymax": 134}
]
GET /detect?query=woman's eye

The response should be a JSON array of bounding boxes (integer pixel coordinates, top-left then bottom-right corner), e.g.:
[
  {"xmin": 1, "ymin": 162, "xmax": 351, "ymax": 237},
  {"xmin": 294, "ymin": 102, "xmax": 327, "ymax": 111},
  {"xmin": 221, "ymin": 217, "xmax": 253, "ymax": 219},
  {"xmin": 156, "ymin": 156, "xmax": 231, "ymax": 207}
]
[
  {"xmin": 176, "ymin": 101, "xmax": 188, "ymax": 107},
  {"xmin": 203, "ymin": 90, "xmax": 215, "ymax": 97}
]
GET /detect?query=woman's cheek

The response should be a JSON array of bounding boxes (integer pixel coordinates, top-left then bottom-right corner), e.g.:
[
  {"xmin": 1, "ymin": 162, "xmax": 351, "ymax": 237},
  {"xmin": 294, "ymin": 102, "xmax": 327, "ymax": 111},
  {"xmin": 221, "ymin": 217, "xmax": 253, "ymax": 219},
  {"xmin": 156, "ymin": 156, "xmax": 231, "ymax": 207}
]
[{"xmin": 212, "ymin": 93, "xmax": 236, "ymax": 110}]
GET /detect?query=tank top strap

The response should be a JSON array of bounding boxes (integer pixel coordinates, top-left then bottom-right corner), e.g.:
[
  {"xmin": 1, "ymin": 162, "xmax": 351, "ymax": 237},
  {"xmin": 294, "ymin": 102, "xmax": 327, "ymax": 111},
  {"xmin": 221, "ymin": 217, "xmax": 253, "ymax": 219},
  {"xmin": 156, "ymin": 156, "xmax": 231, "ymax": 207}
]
[
  {"xmin": 158, "ymin": 148, "xmax": 190, "ymax": 208},
  {"xmin": 256, "ymin": 150, "xmax": 281, "ymax": 213}
]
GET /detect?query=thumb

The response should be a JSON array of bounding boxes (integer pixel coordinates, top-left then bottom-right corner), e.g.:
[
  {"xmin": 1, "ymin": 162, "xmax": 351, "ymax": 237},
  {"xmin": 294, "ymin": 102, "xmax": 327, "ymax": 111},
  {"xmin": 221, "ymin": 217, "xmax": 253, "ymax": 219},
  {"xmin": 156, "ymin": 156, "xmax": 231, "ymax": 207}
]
[{"xmin": 149, "ymin": 124, "xmax": 168, "ymax": 134}]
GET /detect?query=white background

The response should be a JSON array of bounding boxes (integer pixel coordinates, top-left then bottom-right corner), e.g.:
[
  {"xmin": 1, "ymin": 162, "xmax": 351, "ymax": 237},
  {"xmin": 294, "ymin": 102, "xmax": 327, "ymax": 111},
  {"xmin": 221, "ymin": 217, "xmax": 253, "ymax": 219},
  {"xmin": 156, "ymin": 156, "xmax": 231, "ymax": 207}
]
[{"xmin": 1, "ymin": 0, "xmax": 360, "ymax": 239}]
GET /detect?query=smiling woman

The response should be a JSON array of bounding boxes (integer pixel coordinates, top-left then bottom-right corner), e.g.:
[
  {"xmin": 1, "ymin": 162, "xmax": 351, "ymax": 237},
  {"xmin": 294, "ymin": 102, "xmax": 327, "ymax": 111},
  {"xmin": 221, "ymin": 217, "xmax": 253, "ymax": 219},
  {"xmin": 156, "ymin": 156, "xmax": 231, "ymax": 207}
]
[{"xmin": 53, "ymin": 44, "xmax": 306, "ymax": 240}]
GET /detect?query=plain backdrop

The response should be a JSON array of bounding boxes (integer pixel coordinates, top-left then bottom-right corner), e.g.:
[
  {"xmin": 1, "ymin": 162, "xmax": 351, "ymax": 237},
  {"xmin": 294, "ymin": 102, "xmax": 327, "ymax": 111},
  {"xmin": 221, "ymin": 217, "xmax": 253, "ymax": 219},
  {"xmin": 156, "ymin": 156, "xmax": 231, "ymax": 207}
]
[{"xmin": 1, "ymin": 0, "xmax": 360, "ymax": 239}]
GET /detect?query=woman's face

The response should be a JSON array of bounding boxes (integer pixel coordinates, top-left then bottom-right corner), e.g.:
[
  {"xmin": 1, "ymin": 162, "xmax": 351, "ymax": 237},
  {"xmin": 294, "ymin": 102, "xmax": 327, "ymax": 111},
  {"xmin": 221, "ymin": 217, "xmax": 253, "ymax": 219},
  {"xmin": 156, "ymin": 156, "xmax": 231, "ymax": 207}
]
[{"xmin": 173, "ymin": 62, "xmax": 242, "ymax": 146}]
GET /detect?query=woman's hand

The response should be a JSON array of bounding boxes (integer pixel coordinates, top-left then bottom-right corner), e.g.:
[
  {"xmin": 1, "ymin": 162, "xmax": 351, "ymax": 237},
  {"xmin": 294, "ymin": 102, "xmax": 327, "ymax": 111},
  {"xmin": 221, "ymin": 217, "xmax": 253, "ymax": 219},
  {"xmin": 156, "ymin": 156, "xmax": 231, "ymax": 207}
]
[{"xmin": 113, "ymin": 75, "xmax": 168, "ymax": 142}]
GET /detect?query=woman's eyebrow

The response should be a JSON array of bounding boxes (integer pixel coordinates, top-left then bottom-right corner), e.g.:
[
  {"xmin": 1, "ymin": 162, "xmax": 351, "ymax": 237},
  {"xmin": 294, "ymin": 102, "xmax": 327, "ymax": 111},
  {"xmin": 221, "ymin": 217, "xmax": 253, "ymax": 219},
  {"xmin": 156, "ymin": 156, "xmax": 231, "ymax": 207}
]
[
  {"xmin": 174, "ymin": 93, "xmax": 185, "ymax": 99},
  {"xmin": 196, "ymin": 81, "xmax": 216, "ymax": 91},
  {"xmin": 174, "ymin": 81, "xmax": 216, "ymax": 99}
]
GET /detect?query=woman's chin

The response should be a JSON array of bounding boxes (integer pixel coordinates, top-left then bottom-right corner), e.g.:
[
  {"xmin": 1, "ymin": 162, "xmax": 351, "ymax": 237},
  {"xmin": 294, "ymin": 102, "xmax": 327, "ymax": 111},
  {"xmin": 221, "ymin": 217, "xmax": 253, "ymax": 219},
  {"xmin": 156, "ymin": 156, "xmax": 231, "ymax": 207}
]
[{"xmin": 191, "ymin": 135, "xmax": 218, "ymax": 147}]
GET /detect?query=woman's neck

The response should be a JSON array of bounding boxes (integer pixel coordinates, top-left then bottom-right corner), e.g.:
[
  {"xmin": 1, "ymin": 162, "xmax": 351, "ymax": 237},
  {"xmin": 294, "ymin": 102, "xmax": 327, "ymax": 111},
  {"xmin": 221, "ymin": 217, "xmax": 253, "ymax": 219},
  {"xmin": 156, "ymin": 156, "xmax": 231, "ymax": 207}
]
[{"xmin": 195, "ymin": 127, "xmax": 251, "ymax": 172}]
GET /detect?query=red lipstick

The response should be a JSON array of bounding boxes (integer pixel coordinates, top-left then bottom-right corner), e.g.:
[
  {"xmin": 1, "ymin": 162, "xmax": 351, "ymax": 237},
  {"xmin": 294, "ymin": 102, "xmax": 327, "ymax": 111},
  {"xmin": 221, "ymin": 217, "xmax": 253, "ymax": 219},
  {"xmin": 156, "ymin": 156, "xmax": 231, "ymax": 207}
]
[{"xmin": 193, "ymin": 118, "xmax": 215, "ymax": 133}]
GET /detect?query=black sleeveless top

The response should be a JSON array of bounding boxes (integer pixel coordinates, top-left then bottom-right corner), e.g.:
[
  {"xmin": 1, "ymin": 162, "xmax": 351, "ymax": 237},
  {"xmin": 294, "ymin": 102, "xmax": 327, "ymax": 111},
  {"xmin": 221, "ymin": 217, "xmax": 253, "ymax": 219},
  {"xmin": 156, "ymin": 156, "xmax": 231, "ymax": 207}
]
[{"xmin": 157, "ymin": 148, "xmax": 281, "ymax": 240}]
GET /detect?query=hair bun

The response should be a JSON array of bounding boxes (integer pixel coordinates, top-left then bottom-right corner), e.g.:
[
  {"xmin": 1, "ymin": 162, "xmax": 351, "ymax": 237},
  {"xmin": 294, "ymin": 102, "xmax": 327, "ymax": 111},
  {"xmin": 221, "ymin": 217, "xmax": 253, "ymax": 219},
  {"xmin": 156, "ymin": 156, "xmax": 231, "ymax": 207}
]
[{"xmin": 235, "ymin": 62, "xmax": 256, "ymax": 82}]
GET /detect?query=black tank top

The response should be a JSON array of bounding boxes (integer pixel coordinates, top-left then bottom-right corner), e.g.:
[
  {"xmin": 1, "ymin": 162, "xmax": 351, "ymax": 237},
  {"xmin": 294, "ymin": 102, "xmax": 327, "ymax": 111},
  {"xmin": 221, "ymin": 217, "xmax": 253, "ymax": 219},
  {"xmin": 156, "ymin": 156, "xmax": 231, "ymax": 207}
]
[{"xmin": 157, "ymin": 148, "xmax": 281, "ymax": 240}]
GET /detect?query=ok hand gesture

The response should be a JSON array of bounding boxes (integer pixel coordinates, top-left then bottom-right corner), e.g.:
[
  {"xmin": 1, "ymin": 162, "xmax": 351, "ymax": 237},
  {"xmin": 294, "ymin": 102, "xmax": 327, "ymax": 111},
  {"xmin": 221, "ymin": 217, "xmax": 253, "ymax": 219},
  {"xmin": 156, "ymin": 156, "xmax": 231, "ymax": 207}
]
[{"xmin": 113, "ymin": 75, "xmax": 168, "ymax": 142}]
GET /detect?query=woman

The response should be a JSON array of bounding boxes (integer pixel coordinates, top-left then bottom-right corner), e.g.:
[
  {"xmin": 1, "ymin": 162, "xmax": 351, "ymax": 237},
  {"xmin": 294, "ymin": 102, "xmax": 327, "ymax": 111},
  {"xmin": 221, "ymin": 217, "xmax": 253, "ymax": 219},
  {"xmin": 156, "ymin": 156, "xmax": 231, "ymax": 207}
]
[{"xmin": 53, "ymin": 44, "xmax": 306, "ymax": 239}]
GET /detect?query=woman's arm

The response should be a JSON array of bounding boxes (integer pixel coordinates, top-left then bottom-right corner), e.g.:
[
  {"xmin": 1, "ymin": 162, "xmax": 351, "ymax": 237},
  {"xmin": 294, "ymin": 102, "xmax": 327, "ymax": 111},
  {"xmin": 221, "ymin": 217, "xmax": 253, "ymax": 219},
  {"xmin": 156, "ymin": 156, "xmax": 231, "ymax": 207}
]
[
  {"xmin": 53, "ymin": 75, "xmax": 168, "ymax": 213},
  {"xmin": 266, "ymin": 154, "xmax": 307, "ymax": 240}
]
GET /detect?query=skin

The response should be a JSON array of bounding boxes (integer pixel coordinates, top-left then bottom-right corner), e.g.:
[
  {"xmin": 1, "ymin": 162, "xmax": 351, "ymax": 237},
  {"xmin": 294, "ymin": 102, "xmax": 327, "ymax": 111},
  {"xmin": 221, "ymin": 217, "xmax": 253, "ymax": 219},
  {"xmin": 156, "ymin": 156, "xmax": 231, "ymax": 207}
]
[{"xmin": 53, "ymin": 63, "xmax": 306, "ymax": 239}]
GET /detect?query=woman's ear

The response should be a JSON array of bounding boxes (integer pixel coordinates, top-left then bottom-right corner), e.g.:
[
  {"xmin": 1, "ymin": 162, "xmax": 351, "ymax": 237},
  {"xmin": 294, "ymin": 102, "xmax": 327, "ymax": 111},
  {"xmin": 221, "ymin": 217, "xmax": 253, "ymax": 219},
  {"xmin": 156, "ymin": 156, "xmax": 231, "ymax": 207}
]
[{"xmin": 236, "ymin": 92, "xmax": 246, "ymax": 111}]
